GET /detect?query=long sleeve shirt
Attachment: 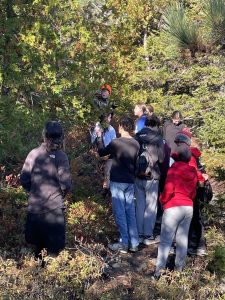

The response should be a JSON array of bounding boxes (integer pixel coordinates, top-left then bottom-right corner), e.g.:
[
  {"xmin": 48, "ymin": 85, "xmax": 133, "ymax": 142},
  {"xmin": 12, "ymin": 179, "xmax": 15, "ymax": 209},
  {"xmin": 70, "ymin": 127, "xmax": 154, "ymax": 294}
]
[
  {"xmin": 96, "ymin": 137, "xmax": 140, "ymax": 183},
  {"xmin": 20, "ymin": 143, "xmax": 71, "ymax": 214}
]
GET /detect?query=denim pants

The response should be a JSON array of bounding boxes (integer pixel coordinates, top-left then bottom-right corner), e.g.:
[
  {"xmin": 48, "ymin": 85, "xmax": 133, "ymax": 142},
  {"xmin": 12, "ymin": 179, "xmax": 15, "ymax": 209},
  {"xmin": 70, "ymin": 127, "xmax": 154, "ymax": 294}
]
[
  {"xmin": 155, "ymin": 206, "xmax": 193, "ymax": 275},
  {"xmin": 135, "ymin": 178, "xmax": 159, "ymax": 236},
  {"xmin": 110, "ymin": 181, "xmax": 139, "ymax": 247}
]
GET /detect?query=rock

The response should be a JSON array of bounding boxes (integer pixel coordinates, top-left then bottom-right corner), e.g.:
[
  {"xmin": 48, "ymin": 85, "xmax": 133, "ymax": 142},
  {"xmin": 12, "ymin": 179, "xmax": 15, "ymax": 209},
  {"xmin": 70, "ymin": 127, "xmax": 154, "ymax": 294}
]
[
  {"xmin": 136, "ymin": 262, "xmax": 148, "ymax": 272},
  {"xmin": 111, "ymin": 262, "xmax": 121, "ymax": 269}
]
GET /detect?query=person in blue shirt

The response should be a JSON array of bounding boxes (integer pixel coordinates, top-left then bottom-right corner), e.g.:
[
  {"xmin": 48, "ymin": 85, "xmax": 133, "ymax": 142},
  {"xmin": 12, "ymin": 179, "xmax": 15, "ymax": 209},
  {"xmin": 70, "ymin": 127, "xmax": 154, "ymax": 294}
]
[
  {"xmin": 90, "ymin": 116, "xmax": 116, "ymax": 147},
  {"xmin": 134, "ymin": 104, "xmax": 154, "ymax": 133}
]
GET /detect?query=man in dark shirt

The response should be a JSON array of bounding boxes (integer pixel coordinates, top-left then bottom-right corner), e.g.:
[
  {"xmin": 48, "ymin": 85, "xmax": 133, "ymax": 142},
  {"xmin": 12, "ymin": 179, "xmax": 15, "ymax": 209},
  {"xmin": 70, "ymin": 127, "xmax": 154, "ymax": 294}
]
[
  {"xmin": 96, "ymin": 117, "xmax": 140, "ymax": 253},
  {"xmin": 20, "ymin": 121, "xmax": 71, "ymax": 258}
]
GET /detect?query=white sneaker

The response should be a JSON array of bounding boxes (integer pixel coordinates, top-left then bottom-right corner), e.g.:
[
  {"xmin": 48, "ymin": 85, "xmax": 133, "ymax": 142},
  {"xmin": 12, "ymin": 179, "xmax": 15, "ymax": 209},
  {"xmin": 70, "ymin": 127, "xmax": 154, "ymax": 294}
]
[
  {"xmin": 108, "ymin": 243, "xmax": 128, "ymax": 254},
  {"xmin": 129, "ymin": 245, "xmax": 139, "ymax": 252},
  {"xmin": 169, "ymin": 247, "xmax": 176, "ymax": 255},
  {"xmin": 188, "ymin": 247, "xmax": 207, "ymax": 256},
  {"xmin": 196, "ymin": 248, "xmax": 207, "ymax": 256}
]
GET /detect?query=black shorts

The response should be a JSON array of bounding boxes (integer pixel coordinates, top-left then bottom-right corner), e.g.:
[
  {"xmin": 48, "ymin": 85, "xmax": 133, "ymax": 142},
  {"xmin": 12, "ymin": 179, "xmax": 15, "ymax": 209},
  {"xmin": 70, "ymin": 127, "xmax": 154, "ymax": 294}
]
[{"xmin": 25, "ymin": 208, "xmax": 65, "ymax": 255}]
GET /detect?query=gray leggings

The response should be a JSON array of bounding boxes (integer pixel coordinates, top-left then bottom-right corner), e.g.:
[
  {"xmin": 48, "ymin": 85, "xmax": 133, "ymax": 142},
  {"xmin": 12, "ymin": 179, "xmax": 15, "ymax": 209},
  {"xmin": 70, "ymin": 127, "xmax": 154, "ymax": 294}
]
[
  {"xmin": 155, "ymin": 206, "xmax": 193, "ymax": 275},
  {"xmin": 135, "ymin": 178, "xmax": 159, "ymax": 236}
]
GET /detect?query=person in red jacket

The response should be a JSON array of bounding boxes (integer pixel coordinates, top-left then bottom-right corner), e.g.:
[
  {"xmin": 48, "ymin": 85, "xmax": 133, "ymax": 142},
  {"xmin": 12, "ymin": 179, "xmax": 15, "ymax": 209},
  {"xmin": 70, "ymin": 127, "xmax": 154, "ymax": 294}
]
[
  {"xmin": 174, "ymin": 131, "xmax": 209, "ymax": 256},
  {"xmin": 154, "ymin": 148, "xmax": 198, "ymax": 277}
]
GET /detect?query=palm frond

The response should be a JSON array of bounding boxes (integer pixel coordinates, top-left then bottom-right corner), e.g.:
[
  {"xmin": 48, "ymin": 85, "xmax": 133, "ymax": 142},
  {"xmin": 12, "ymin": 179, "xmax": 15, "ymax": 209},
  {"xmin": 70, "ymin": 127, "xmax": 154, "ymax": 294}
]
[
  {"xmin": 204, "ymin": 0, "xmax": 225, "ymax": 45},
  {"xmin": 162, "ymin": 3, "xmax": 199, "ymax": 56}
]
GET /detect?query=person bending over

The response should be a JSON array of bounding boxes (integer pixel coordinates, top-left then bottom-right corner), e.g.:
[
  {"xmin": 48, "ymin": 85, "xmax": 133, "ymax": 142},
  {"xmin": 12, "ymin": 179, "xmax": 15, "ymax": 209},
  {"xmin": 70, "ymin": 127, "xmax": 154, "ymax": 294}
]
[{"xmin": 154, "ymin": 147, "xmax": 197, "ymax": 277}]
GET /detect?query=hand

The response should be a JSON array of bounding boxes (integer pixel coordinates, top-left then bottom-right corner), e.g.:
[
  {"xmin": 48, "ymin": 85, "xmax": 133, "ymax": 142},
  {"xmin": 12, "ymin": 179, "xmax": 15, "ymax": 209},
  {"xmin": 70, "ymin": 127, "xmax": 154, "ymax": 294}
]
[{"xmin": 95, "ymin": 127, "xmax": 102, "ymax": 137}]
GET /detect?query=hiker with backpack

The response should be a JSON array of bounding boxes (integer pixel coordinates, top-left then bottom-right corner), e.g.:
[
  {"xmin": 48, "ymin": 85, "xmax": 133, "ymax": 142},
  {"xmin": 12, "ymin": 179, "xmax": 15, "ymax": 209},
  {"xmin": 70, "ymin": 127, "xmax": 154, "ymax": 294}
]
[
  {"xmin": 135, "ymin": 114, "xmax": 165, "ymax": 246},
  {"xmin": 20, "ymin": 121, "xmax": 72, "ymax": 258},
  {"xmin": 95, "ymin": 117, "xmax": 140, "ymax": 253},
  {"xmin": 154, "ymin": 146, "xmax": 198, "ymax": 278},
  {"xmin": 134, "ymin": 103, "xmax": 154, "ymax": 133}
]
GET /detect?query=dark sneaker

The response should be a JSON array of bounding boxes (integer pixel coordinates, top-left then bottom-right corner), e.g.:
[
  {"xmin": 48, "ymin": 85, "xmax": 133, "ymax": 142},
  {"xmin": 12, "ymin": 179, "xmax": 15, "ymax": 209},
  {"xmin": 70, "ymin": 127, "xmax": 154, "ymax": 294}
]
[
  {"xmin": 143, "ymin": 235, "xmax": 160, "ymax": 246},
  {"xmin": 188, "ymin": 248, "xmax": 196, "ymax": 255},
  {"xmin": 108, "ymin": 242, "xmax": 128, "ymax": 254},
  {"xmin": 139, "ymin": 235, "xmax": 144, "ymax": 243}
]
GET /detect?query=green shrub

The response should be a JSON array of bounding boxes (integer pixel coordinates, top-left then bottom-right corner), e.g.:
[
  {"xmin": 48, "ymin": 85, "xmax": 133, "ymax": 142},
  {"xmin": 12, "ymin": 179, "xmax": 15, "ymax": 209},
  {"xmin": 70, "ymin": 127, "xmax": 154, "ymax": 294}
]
[
  {"xmin": 0, "ymin": 250, "xmax": 103, "ymax": 299},
  {"xmin": 208, "ymin": 246, "xmax": 225, "ymax": 278},
  {"xmin": 0, "ymin": 97, "xmax": 48, "ymax": 164}
]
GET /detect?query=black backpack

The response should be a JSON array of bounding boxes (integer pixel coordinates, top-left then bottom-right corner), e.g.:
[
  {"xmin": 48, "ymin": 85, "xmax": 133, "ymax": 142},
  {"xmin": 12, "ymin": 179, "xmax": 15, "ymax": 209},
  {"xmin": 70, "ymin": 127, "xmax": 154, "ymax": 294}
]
[
  {"xmin": 203, "ymin": 179, "xmax": 213, "ymax": 203},
  {"xmin": 136, "ymin": 144, "xmax": 153, "ymax": 177},
  {"xmin": 197, "ymin": 179, "xmax": 213, "ymax": 204}
]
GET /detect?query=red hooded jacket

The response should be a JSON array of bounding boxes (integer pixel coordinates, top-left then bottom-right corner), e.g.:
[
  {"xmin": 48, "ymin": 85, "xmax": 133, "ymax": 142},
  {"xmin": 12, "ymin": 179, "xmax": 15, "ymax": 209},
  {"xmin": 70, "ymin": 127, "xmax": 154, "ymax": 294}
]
[{"xmin": 160, "ymin": 161, "xmax": 198, "ymax": 209}]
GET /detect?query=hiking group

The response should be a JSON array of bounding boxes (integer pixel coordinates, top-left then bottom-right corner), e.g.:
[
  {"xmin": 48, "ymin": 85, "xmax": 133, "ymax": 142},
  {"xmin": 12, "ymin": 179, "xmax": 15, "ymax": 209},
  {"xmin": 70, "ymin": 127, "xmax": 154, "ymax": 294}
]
[{"xmin": 20, "ymin": 84, "xmax": 212, "ymax": 278}]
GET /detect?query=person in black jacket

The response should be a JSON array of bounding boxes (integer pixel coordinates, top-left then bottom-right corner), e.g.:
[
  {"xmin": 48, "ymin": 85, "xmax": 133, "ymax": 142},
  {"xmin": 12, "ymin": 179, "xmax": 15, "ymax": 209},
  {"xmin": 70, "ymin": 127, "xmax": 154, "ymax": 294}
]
[
  {"xmin": 20, "ymin": 121, "xmax": 72, "ymax": 258},
  {"xmin": 135, "ymin": 115, "xmax": 165, "ymax": 246}
]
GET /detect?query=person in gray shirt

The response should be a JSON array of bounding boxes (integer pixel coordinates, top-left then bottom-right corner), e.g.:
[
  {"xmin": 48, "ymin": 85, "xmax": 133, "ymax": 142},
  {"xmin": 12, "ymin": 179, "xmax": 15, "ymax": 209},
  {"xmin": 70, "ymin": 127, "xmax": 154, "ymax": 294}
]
[{"xmin": 20, "ymin": 121, "xmax": 71, "ymax": 258}]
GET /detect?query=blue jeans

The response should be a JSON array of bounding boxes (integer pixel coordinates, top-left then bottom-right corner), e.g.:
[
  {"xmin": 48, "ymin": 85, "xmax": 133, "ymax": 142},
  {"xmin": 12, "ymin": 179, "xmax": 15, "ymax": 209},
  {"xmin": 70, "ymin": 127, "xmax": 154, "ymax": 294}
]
[{"xmin": 110, "ymin": 181, "xmax": 139, "ymax": 247}]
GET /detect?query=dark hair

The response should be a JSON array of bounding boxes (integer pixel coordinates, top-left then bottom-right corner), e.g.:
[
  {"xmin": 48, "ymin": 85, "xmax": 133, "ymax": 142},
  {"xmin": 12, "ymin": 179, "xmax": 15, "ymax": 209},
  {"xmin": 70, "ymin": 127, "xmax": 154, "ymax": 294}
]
[
  {"xmin": 43, "ymin": 121, "xmax": 64, "ymax": 151},
  {"xmin": 178, "ymin": 151, "xmax": 191, "ymax": 163},
  {"xmin": 146, "ymin": 104, "xmax": 154, "ymax": 114},
  {"xmin": 177, "ymin": 146, "xmax": 192, "ymax": 163},
  {"xmin": 145, "ymin": 114, "xmax": 160, "ymax": 127},
  {"xmin": 172, "ymin": 110, "xmax": 183, "ymax": 120},
  {"xmin": 119, "ymin": 117, "xmax": 134, "ymax": 132}
]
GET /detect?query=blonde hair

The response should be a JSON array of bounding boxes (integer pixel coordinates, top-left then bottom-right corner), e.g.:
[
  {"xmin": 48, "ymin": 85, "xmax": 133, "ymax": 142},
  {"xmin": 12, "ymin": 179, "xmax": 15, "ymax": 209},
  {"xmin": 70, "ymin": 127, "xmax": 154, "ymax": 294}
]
[{"xmin": 135, "ymin": 103, "xmax": 147, "ymax": 114}]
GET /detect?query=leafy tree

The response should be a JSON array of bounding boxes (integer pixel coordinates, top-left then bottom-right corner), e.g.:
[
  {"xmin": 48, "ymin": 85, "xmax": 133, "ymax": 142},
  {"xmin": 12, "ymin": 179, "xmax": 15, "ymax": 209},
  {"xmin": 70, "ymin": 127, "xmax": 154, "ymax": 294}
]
[
  {"xmin": 0, "ymin": 0, "xmax": 94, "ymax": 161},
  {"xmin": 0, "ymin": 0, "xmax": 225, "ymax": 168}
]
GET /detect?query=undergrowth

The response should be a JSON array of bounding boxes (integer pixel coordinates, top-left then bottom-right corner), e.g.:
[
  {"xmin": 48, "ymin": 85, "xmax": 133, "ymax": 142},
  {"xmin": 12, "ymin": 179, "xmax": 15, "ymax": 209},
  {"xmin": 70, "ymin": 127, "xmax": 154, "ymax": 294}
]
[{"xmin": 0, "ymin": 149, "xmax": 225, "ymax": 299}]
